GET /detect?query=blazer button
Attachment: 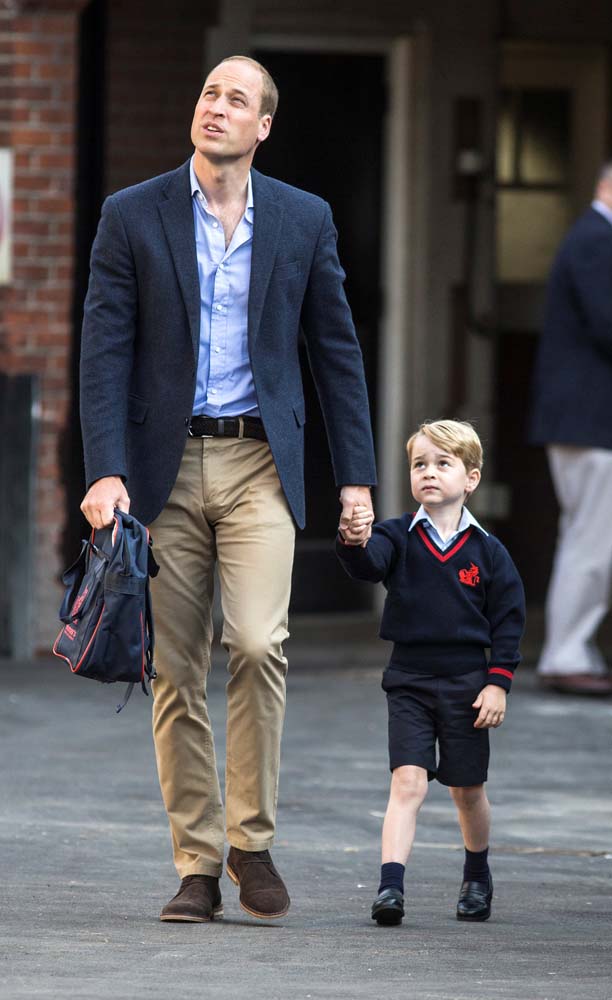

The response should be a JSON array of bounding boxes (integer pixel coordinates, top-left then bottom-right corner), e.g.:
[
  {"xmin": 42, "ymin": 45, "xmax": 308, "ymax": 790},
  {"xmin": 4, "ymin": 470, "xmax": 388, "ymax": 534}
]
[{"xmin": 184, "ymin": 417, "xmax": 189, "ymax": 426}]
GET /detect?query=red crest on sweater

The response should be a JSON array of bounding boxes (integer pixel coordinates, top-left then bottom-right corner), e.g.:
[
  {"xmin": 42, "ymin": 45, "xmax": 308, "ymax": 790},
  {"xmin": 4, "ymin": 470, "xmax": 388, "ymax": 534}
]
[{"xmin": 458, "ymin": 562, "xmax": 480, "ymax": 587}]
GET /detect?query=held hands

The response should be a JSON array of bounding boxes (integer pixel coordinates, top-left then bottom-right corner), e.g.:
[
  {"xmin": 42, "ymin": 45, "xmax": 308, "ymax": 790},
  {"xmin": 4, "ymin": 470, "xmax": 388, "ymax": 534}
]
[
  {"xmin": 339, "ymin": 490, "xmax": 375, "ymax": 548},
  {"xmin": 80, "ymin": 476, "xmax": 131, "ymax": 530},
  {"xmin": 472, "ymin": 684, "xmax": 507, "ymax": 729}
]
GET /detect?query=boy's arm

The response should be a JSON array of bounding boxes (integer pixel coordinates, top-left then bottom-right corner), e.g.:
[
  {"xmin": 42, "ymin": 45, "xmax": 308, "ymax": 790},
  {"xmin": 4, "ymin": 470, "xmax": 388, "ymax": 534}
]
[
  {"xmin": 484, "ymin": 542, "xmax": 526, "ymax": 693},
  {"xmin": 335, "ymin": 520, "xmax": 398, "ymax": 583}
]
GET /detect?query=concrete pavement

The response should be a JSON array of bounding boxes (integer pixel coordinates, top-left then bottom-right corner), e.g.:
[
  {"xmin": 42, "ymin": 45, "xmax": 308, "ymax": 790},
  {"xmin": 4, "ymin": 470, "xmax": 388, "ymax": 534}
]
[{"xmin": 1, "ymin": 641, "xmax": 611, "ymax": 1000}]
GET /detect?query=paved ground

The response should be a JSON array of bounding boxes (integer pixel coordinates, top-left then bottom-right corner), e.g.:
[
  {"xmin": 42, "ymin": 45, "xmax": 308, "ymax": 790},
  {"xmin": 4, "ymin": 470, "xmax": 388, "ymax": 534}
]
[{"xmin": 1, "ymin": 641, "xmax": 611, "ymax": 1000}]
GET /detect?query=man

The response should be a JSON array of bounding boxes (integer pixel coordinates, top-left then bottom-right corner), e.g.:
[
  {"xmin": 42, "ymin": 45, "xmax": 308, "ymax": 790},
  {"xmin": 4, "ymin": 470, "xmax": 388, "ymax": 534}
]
[
  {"xmin": 79, "ymin": 56, "xmax": 376, "ymax": 920},
  {"xmin": 529, "ymin": 163, "xmax": 612, "ymax": 696}
]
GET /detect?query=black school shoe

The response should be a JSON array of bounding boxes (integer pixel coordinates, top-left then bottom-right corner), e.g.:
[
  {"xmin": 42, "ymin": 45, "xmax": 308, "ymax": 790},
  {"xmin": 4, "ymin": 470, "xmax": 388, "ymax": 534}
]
[
  {"xmin": 456, "ymin": 874, "xmax": 493, "ymax": 921},
  {"xmin": 371, "ymin": 887, "xmax": 405, "ymax": 926}
]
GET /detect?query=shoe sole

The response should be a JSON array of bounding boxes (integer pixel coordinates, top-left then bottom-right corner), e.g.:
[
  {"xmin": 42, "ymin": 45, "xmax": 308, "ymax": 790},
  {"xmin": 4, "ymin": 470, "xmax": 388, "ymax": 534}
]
[
  {"xmin": 160, "ymin": 904, "xmax": 224, "ymax": 923},
  {"xmin": 456, "ymin": 908, "xmax": 491, "ymax": 922},
  {"xmin": 372, "ymin": 907, "xmax": 403, "ymax": 926},
  {"xmin": 226, "ymin": 863, "xmax": 290, "ymax": 919},
  {"xmin": 372, "ymin": 903, "xmax": 404, "ymax": 927}
]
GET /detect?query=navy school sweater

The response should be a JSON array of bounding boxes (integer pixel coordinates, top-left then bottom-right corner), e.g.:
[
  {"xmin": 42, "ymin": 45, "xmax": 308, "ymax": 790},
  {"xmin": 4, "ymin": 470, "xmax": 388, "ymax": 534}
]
[{"xmin": 336, "ymin": 514, "xmax": 526, "ymax": 692}]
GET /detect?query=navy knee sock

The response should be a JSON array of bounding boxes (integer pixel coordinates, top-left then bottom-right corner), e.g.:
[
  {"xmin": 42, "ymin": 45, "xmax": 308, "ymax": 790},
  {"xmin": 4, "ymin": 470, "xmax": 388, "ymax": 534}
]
[
  {"xmin": 378, "ymin": 862, "xmax": 405, "ymax": 894},
  {"xmin": 463, "ymin": 847, "xmax": 490, "ymax": 884}
]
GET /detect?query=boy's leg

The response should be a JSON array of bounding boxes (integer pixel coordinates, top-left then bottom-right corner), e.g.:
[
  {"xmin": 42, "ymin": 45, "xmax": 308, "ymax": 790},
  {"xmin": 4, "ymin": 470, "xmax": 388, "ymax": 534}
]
[
  {"xmin": 436, "ymin": 671, "xmax": 492, "ymax": 921},
  {"xmin": 449, "ymin": 783, "xmax": 490, "ymax": 852},
  {"xmin": 449, "ymin": 784, "xmax": 493, "ymax": 921},
  {"xmin": 382, "ymin": 765, "xmax": 429, "ymax": 864},
  {"xmin": 373, "ymin": 766, "xmax": 428, "ymax": 926},
  {"xmin": 374, "ymin": 668, "xmax": 437, "ymax": 926}
]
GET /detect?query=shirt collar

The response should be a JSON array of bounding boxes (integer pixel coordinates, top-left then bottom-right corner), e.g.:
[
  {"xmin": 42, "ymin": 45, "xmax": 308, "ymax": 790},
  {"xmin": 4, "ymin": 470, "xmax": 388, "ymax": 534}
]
[
  {"xmin": 408, "ymin": 505, "xmax": 488, "ymax": 536},
  {"xmin": 592, "ymin": 199, "xmax": 612, "ymax": 227},
  {"xmin": 190, "ymin": 155, "xmax": 254, "ymax": 223}
]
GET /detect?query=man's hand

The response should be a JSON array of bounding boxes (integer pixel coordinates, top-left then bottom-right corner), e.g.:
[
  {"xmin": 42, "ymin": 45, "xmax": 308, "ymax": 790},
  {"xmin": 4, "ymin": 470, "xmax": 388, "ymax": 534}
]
[
  {"xmin": 339, "ymin": 485, "xmax": 374, "ymax": 547},
  {"xmin": 472, "ymin": 684, "xmax": 507, "ymax": 729},
  {"xmin": 80, "ymin": 476, "xmax": 130, "ymax": 530}
]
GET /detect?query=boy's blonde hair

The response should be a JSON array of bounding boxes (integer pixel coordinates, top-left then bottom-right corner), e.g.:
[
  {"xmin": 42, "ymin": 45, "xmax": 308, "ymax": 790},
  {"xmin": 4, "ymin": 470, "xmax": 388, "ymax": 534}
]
[{"xmin": 406, "ymin": 419, "xmax": 483, "ymax": 471}]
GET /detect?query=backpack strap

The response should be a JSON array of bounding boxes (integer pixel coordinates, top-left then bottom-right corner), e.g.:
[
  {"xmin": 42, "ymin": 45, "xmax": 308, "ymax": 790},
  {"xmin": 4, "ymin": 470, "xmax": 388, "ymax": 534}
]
[
  {"xmin": 115, "ymin": 683, "xmax": 135, "ymax": 714},
  {"xmin": 143, "ymin": 575, "xmax": 156, "ymax": 686}
]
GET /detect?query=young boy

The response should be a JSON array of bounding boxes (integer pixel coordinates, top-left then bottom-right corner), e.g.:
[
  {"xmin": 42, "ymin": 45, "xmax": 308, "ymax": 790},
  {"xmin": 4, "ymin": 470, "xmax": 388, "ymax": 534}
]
[{"xmin": 336, "ymin": 419, "xmax": 525, "ymax": 927}]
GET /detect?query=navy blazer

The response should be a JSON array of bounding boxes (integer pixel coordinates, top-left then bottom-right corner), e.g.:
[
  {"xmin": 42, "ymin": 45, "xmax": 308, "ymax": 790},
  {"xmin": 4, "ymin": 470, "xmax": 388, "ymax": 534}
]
[
  {"xmin": 80, "ymin": 161, "xmax": 377, "ymax": 527},
  {"xmin": 529, "ymin": 207, "xmax": 612, "ymax": 450}
]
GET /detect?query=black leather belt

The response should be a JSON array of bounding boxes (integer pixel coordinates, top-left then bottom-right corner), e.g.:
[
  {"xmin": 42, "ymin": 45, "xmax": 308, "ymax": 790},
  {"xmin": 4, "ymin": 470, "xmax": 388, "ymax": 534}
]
[{"xmin": 188, "ymin": 415, "xmax": 267, "ymax": 442}]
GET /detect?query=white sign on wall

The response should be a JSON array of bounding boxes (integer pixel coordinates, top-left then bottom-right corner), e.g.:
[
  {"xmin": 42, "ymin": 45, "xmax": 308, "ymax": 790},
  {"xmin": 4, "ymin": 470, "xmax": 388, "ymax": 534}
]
[{"xmin": 0, "ymin": 148, "xmax": 14, "ymax": 285}]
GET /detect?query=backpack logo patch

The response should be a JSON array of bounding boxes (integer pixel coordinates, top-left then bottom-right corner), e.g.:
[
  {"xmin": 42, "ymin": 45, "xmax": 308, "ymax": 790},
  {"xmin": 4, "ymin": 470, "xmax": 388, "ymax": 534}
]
[{"xmin": 459, "ymin": 563, "xmax": 480, "ymax": 587}]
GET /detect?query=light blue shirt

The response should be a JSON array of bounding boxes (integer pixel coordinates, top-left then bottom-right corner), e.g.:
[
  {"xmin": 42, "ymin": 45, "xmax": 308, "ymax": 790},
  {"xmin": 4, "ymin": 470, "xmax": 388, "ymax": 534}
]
[
  {"xmin": 592, "ymin": 199, "xmax": 612, "ymax": 228},
  {"xmin": 409, "ymin": 505, "xmax": 487, "ymax": 551},
  {"xmin": 190, "ymin": 157, "xmax": 259, "ymax": 416}
]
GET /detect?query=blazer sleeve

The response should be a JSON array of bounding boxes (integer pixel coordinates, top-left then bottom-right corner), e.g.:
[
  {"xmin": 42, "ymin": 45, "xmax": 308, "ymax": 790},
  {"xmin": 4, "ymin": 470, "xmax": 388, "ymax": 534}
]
[
  {"xmin": 336, "ymin": 521, "xmax": 398, "ymax": 583},
  {"xmin": 80, "ymin": 195, "xmax": 138, "ymax": 489},
  {"xmin": 300, "ymin": 203, "xmax": 377, "ymax": 487},
  {"xmin": 568, "ymin": 228, "xmax": 612, "ymax": 359},
  {"xmin": 485, "ymin": 542, "xmax": 526, "ymax": 692}
]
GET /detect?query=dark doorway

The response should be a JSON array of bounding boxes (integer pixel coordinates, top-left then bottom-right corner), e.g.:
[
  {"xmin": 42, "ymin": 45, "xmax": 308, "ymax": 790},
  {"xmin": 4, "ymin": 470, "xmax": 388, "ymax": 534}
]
[
  {"xmin": 60, "ymin": 0, "xmax": 107, "ymax": 566},
  {"xmin": 253, "ymin": 49, "xmax": 384, "ymax": 612},
  {"xmin": 494, "ymin": 329, "xmax": 558, "ymax": 604}
]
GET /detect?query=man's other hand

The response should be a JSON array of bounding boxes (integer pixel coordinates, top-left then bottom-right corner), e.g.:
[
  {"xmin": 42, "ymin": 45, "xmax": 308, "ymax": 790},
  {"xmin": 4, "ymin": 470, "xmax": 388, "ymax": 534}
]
[
  {"xmin": 339, "ymin": 485, "xmax": 374, "ymax": 547},
  {"xmin": 81, "ymin": 476, "xmax": 130, "ymax": 530}
]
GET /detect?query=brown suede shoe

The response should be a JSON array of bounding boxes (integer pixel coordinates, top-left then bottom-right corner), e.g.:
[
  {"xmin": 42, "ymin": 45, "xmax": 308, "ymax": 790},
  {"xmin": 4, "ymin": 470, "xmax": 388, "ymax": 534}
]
[
  {"xmin": 226, "ymin": 847, "xmax": 290, "ymax": 919},
  {"xmin": 160, "ymin": 875, "xmax": 223, "ymax": 922}
]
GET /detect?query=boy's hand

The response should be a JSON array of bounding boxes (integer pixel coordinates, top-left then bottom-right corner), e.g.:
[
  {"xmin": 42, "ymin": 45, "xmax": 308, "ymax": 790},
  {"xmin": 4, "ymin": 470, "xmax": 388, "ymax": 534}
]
[
  {"xmin": 339, "ymin": 488, "xmax": 374, "ymax": 547},
  {"xmin": 340, "ymin": 503, "xmax": 375, "ymax": 546},
  {"xmin": 472, "ymin": 684, "xmax": 507, "ymax": 729}
]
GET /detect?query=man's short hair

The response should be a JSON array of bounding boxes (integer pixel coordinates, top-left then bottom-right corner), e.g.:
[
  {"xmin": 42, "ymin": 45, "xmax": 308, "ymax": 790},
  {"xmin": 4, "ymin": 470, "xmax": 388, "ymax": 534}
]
[
  {"xmin": 406, "ymin": 419, "xmax": 484, "ymax": 471},
  {"xmin": 220, "ymin": 55, "xmax": 279, "ymax": 118}
]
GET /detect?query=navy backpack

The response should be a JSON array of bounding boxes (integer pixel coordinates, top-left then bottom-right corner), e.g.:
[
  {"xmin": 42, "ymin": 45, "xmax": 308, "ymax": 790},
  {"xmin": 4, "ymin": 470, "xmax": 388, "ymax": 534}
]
[{"xmin": 53, "ymin": 509, "xmax": 158, "ymax": 711}]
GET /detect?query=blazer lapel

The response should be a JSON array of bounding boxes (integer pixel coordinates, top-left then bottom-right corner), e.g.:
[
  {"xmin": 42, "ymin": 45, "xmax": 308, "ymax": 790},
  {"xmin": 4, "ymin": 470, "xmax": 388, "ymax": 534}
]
[
  {"xmin": 158, "ymin": 161, "xmax": 200, "ymax": 359},
  {"xmin": 248, "ymin": 169, "xmax": 284, "ymax": 345}
]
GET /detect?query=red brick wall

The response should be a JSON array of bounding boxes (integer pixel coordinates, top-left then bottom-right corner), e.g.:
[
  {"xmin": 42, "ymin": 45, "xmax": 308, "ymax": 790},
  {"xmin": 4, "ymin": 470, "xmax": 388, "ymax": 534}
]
[
  {"xmin": 0, "ymin": 2, "xmax": 84, "ymax": 651},
  {"xmin": 0, "ymin": 0, "xmax": 218, "ymax": 652},
  {"xmin": 105, "ymin": 0, "xmax": 218, "ymax": 194}
]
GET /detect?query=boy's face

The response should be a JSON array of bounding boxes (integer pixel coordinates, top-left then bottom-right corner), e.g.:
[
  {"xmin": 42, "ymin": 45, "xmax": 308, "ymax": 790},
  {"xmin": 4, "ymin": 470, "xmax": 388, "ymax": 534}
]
[{"xmin": 409, "ymin": 434, "xmax": 480, "ymax": 511}]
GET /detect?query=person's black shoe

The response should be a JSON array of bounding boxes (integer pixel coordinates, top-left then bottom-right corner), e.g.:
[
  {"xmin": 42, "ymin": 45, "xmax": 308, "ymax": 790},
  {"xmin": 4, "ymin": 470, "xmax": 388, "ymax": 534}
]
[
  {"xmin": 456, "ymin": 874, "xmax": 493, "ymax": 921},
  {"xmin": 371, "ymin": 887, "xmax": 404, "ymax": 926}
]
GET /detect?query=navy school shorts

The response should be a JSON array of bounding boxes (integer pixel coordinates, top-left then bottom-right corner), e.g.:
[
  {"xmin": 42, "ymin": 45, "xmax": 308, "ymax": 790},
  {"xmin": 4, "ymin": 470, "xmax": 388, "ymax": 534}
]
[{"xmin": 381, "ymin": 665, "xmax": 490, "ymax": 786}]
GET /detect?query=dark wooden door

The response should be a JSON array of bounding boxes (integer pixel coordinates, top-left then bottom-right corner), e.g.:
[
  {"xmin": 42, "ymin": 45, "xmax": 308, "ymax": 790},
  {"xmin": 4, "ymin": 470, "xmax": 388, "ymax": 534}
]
[{"xmin": 254, "ymin": 50, "xmax": 384, "ymax": 612}]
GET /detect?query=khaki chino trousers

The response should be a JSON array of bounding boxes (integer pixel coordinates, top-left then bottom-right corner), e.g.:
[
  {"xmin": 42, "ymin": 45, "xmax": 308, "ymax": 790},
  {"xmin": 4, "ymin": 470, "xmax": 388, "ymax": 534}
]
[{"xmin": 149, "ymin": 436, "xmax": 295, "ymax": 878}]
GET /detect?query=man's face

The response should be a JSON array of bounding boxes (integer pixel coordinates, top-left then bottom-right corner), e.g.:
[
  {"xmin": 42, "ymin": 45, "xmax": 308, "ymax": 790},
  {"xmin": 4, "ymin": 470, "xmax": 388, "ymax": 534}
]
[
  {"xmin": 190, "ymin": 60, "xmax": 272, "ymax": 164},
  {"xmin": 597, "ymin": 176, "xmax": 612, "ymax": 210}
]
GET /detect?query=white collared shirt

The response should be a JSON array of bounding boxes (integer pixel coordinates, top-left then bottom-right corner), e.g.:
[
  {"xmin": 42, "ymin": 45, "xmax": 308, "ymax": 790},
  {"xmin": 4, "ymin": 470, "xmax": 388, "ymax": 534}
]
[
  {"xmin": 190, "ymin": 156, "xmax": 258, "ymax": 416},
  {"xmin": 592, "ymin": 199, "xmax": 612, "ymax": 228},
  {"xmin": 408, "ymin": 505, "xmax": 487, "ymax": 551}
]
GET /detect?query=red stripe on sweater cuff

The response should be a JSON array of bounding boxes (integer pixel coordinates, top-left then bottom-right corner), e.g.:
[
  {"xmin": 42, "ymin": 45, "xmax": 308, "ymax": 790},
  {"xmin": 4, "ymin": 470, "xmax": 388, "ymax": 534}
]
[{"xmin": 488, "ymin": 667, "xmax": 514, "ymax": 680}]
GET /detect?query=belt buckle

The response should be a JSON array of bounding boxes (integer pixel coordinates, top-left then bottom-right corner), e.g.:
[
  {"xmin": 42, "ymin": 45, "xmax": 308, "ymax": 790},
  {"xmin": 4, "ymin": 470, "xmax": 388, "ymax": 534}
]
[{"xmin": 188, "ymin": 418, "xmax": 214, "ymax": 439}]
